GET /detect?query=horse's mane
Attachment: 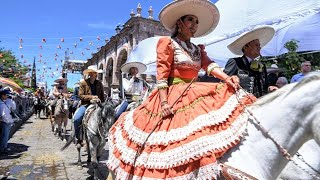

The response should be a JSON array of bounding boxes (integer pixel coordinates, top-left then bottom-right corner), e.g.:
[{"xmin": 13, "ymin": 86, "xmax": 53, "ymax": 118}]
[
  {"xmin": 99, "ymin": 100, "xmax": 115, "ymax": 124},
  {"xmin": 253, "ymin": 72, "xmax": 320, "ymax": 107}
]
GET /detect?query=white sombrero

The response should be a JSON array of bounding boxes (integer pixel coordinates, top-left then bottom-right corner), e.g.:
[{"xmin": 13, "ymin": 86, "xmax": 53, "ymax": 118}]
[
  {"xmin": 83, "ymin": 65, "xmax": 104, "ymax": 75},
  {"xmin": 54, "ymin": 76, "xmax": 68, "ymax": 83},
  {"xmin": 121, "ymin": 62, "xmax": 147, "ymax": 74},
  {"xmin": 51, "ymin": 82, "xmax": 60, "ymax": 86},
  {"xmin": 228, "ymin": 26, "xmax": 275, "ymax": 56},
  {"xmin": 267, "ymin": 64, "xmax": 284, "ymax": 73},
  {"xmin": 159, "ymin": 0, "xmax": 220, "ymax": 37}
]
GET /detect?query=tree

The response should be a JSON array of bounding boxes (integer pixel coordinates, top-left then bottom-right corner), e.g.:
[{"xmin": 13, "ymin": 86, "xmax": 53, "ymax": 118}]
[
  {"xmin": 0, "ymin": 48, "xmax": 29, "ymax": 88},
  {"xmin": 277, "ymin": 40, "xmax": 304, "ymax": 79}
]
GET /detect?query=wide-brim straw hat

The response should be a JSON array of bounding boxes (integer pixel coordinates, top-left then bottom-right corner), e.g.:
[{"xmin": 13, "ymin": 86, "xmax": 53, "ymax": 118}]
[
  {"xmin": 83, "ymin": 65, "xmax": 104, "ymax": 75},
  {"xmin": 228, "ymin": 26, "xmax": 275, "ymax": 56},
  {"xmin": 267, "ymin": 64, "xmax": 284, "ymax": 73},
  {"xmin": 121, "ymin": 62, "xmax": 147, "ymax": 74},
  {"xmin": 51, "ymin": 82, "xmax": 60, "ymax": 86},
  {"xmin": 54, "ymin": 76, "xmax": 68, "ymax": 83},
  {"xmin": 159, "ymin": 0, "xmax": 220, "ymax": 37}
]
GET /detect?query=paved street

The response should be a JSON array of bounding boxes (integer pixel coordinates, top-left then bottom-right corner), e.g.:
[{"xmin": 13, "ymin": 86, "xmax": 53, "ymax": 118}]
[{"xmin": 0, "ymin": 114, "xmax": 110, "ymax": 180}]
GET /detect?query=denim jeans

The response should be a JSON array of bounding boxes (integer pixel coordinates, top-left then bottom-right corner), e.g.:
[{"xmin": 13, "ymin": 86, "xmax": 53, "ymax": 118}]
[
  {"xmin": 115, "ymin": 100, "xmax": 128, "ymax": 120},
  {"xmin": 0, "ymin": 121, "xmax": 12, "ymax": 152},
  {"xmin": 73, "ymin": 105, "xmax": 87, "ymax": 140}
]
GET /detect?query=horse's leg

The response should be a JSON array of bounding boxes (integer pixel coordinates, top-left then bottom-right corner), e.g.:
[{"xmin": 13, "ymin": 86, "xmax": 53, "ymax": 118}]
[
  {"xmin": 63, "ymin": 116, "xmax": 68, "ymax": 141},
  {"xmin": 77, "ymin": 142, "xmax": 82, "ymax": 169},
  {"xmin": 88, "ymin": 133, "xmax": 99, "ymax": 180},
  {"xmin": 107, "ymin": 171, "xmax": 116, "ymax": 180},
  {"xmin": 58, "ymin": 118, "xmax": 63, "ymax": 140},
  {"xmin": 86, "ymin": 134, "xmax": 91, "ymax": 163},
  {"xmin": 97, "ymin": 138, "xmax": 106, "ymax": 161}
]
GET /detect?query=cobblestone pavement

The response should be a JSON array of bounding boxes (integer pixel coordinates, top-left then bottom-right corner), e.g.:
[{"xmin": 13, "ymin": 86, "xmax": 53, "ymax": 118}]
[{"xmin": 0, "ymin": 114, "xmax": 110, "ymax": 180}]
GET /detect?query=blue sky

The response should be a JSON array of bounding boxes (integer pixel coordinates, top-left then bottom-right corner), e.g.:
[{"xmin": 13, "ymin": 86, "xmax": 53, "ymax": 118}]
[{"xmin": 0, "ymin": 0, "xmax": 217, "ymax": 91}]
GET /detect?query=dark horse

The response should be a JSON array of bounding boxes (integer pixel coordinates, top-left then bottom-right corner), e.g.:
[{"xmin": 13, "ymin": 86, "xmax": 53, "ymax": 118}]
[
  {"xmin": 61, "ymin": 99, "xmax": 115, "ymax": 180},
  {"xmin": 33, "ymin": 97, "xmax": 47, "ymax": 118}
]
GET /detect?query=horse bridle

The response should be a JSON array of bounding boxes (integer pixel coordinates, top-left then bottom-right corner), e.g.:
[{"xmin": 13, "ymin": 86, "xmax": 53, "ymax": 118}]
[{"xmin": 235, "ymin": 89, "xmax": 320, "ymax": 179}]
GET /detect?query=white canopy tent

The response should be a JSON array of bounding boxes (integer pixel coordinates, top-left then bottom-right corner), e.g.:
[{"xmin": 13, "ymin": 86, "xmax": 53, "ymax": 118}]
[
  {"xmin": 263, "ymin": 11, "xmax": 320, "ymax": 56},
  {"xmin": 126, "ymin": 0, "xmax": 320, "ymax": 74},
  {"xmin": 193, "ymin": 0, "xmax": 320, "ymax": 65}
]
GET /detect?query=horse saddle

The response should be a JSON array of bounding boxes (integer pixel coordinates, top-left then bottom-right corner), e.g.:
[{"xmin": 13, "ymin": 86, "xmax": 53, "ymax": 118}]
[{"xmin": 82, "ymin": 104, "xmax": 96, "ymax": 127}]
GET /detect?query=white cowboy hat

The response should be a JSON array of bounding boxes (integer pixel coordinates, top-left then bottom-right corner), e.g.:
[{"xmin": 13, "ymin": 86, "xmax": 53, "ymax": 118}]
[
  {"xmin": 159, "ymin": 0, "xmax": 220, "ymax": 37},
  {"xmin": 227, "ymin": 26, "xmax": 275, "ymax": 56},
  {"xmin": 54, "ymin": 76, "xmax": 68, "ymax": 83},
  {"xmin": 121, "ymin": 62, "xmax": 147, "ymax": 74},
  {"xmin": 51, "ymin": 82, "xmax": 59, "ymax": 86},
  {"xmin": 74, "ymin": 82, "xmax": 80, "ymax": 88},
  {"xmin": 267, "ymin": 64, "xmax": 284, "ymax": 73},
  {"xmin": 83, "ymin": 65, "xmax": 104, "ymax": 75}
]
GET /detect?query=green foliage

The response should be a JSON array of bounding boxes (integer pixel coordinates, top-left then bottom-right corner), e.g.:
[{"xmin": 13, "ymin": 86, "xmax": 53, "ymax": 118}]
[
  {"xmin": 68, "ymin": 87, "xmax": 74, "ymax": 93},
  {"xmin": 269, "ymin": 39, "xmax": 320, "ymax": 80},
  {"xmin": 278, "ymin": 40, "xmax": 303, "ymax": 79},
  {"xmin": 0, "ymin": 48, "xmax": 29, "ymax": 88}
]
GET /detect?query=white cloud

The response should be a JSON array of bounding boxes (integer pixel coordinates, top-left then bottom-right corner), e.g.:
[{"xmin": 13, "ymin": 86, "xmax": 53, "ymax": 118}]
[{"xmin": 88, "ymin": 21, "xmax": 115, "ymax": 29}]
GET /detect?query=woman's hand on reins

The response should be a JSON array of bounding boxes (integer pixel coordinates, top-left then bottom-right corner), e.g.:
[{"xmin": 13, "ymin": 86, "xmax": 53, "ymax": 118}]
[
  {"xmin": 225, "ymin": 75, "xmax": 240, "ymax": 90},
  {"xmin": 161, "ymin": 102, "xmax": 173, "ymax": 118}
]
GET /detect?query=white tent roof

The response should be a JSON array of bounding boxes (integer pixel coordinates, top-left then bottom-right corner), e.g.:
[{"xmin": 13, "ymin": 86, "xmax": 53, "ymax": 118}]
[
  {"xmin": 126, "ymin": 0, "xmax": 320, "ymax": 74},
  {"xmin": 193, "ymin": 0, "xmax": 320, "ymax": 65}
]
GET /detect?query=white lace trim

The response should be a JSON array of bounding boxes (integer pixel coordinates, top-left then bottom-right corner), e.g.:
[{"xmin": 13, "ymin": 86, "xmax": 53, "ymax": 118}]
[
  {"xmin": 107, "ymin": 157, "xmax": 220, "ymax": 180},
  {"xmin": 123, "ymin": 89, "xmax": 248, "ymax": 145},
  {"xmin": 109, "ymin": 113, "xmax": 248, "ymax": 169}
]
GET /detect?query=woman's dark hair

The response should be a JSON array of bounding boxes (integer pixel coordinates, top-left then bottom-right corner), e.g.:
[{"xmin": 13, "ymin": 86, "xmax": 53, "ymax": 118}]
[{"xmin": 171, "ymin": 15, "xmax": 188, "ymax": 38}]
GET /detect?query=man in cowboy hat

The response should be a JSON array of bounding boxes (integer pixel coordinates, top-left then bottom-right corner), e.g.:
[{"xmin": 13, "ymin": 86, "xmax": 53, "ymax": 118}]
[
  {"xmin": 73, "ymin": 65, "xmax": 104, "ymax": 144},
  {"xmin": 50, "ymin": 76, "xmax": 69, "ymax": 110},
  {"xmin": 223, "ymin": 26, "xmax": 275, "ymax": 97},
  {"xmin": 266, "ymin": 64, "xmax": 284, "ymax": 87},
  {"xmin": 114, "ymin": 62, "xmax": 149, "ymax": 119}
]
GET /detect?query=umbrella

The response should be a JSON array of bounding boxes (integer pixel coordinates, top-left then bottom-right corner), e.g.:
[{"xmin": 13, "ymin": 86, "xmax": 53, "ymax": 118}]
[
  {"xmin": 127, "ymin": 36, "xmax": 162, "ymax": 75},
  {"xmin": 263, "ymin": 12, "xmax": 320, "ymax": 56},
  {"xmin": 191, "ymin": 0, "xmax": 320, "ymax": 66},
  {"xmin": 126, "ymin": 37, "xmax": 227, "ymax": 75},
  {"xmin": 0, "ymin": 77, "xmax": 23, "ymax": 93}
]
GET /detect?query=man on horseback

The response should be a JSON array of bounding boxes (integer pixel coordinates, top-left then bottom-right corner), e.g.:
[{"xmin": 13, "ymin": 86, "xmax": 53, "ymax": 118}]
[
  {"xmin": 73, "ymin": 65, "xmax": 104, "ymax": 145},
  {"xmin": 51, "ymin": 76, "xmax": 69, "ymax": 112},
  {"xmin": 115, "ymin": 62, "xmax": 150, "ymax": 119},
  {"xmin": 223, "ymin": 27, "xmax": 275, "ymax": 97}
]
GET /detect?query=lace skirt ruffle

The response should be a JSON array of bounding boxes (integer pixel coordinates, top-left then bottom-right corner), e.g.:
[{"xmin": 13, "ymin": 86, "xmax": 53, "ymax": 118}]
[{"xmin": 107, "ymin": 82, "xmax": 255, "ymax": 179}]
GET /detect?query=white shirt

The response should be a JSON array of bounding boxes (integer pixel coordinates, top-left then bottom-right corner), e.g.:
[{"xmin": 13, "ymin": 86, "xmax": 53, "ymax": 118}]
[
  {"xmin": 0, "ymin": 98, "xmax": 16, "ymax": 124},
  {"xmin": 123, "ymin": 77, "xmax": 144, "ymax": 95}
]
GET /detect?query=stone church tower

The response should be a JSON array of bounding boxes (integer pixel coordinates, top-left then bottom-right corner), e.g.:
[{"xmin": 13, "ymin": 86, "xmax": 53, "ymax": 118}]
[{"xmin": 85, "ymin": 4, "xmax": 170, "ymax": 97}]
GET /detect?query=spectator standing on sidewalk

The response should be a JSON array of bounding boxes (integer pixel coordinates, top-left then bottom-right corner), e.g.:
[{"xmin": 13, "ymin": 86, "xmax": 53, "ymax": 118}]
[
  {"xmin": 0, "ymin": 89, "xmax": 16, "ymax": 154},
  {"xmin": 290, "ymin": 61, "xmax": 312, "ymax": 83}
]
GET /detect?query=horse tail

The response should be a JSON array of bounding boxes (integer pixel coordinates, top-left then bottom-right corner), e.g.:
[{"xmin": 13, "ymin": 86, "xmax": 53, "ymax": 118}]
[{"xmin": 61, "ymin": 130, "xmax": 75, "ymax": 151}]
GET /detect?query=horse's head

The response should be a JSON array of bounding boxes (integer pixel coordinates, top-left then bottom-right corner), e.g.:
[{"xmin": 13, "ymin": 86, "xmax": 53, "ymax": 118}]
[
  {"xmin": 98, "ymin": 100, "xmax": 116, "ymax": 132},
  {"xmin": 220, "ymin": 72, "xmax": 320, "ymax": 180},
  {"xmin": 253, "ymin": 72, "xmax": 320, "ymax": 146}
]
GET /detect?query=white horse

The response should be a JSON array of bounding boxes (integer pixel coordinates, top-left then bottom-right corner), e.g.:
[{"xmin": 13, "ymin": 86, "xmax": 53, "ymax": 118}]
[
  {"xmin": 219, "ymin": 72, "xmax": 320, "ymax": 180},
  {"xmin": 278, "ymin": 139, "xmax": 320, "ymax": 179}
]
